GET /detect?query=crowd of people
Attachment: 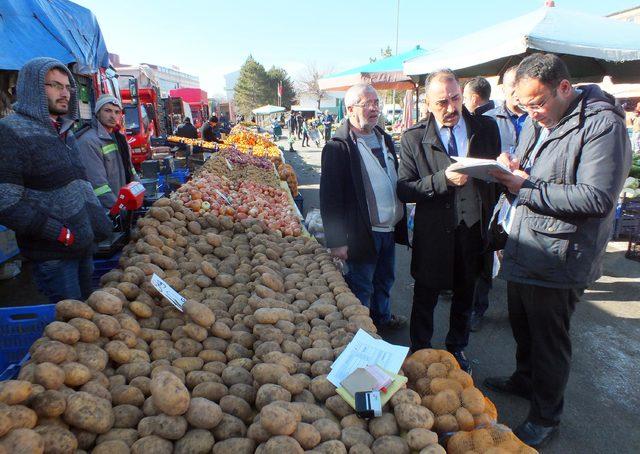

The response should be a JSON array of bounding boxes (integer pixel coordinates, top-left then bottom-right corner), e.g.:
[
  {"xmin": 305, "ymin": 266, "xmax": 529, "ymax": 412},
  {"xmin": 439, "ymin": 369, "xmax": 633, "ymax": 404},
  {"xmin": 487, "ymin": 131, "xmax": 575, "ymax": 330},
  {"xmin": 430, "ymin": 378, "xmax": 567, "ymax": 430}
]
[{"xmin": 319, "ymin": 53, "xmax": 631, "ymax": 449}]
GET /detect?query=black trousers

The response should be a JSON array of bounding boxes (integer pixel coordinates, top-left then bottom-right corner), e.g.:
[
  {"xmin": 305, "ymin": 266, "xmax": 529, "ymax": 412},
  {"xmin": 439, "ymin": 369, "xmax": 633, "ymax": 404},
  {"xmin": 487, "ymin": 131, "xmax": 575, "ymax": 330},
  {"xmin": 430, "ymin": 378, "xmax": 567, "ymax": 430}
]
[
  {"xmin": 410, "ymin": 222, "xmax": 481, "ymax": 352},
  {"xmin": 507, "ymin": 281, "xmax": 581, "ymax": 426}
]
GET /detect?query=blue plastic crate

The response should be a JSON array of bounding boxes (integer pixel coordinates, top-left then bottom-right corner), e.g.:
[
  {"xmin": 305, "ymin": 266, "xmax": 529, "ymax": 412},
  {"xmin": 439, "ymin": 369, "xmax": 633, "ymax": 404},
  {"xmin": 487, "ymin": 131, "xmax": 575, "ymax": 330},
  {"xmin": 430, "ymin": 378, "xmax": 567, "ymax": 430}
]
[
  {"xmin": 91, "ymin": 252, "xmax": 121, "ymax": 288},
  {"xmin": 0, "ymin": 304, "xmax": 56, "ymax": 380}
]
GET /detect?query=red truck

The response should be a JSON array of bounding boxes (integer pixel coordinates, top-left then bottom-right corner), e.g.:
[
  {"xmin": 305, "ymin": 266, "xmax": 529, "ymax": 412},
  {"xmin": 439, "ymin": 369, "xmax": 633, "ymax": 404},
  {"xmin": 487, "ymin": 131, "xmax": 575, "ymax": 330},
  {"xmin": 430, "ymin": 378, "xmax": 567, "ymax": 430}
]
[
  {"xmin": 169, "ymin": 88, "xmax": 209, "ymax": 129},
  {"xmin": 120, "ymin": 84, "xmax": 161, "ymax": 167}
]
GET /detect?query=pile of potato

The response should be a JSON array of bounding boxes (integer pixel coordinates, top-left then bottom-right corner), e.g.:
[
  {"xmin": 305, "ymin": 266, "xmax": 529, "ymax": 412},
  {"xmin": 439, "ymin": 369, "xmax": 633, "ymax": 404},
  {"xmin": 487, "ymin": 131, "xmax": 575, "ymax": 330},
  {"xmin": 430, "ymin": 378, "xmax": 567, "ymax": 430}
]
[{"xmin": 0, "ymin": 196, "xmax": 450, "ymax": 454}]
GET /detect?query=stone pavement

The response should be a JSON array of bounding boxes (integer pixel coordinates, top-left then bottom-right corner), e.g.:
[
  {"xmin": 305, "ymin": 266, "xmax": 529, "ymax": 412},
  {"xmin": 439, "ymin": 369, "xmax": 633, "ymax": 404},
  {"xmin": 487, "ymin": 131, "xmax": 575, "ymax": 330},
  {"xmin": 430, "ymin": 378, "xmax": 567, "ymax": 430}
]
[{"xmin": 281, "ymin": 133, "xmax": 640, "ymax": 454}]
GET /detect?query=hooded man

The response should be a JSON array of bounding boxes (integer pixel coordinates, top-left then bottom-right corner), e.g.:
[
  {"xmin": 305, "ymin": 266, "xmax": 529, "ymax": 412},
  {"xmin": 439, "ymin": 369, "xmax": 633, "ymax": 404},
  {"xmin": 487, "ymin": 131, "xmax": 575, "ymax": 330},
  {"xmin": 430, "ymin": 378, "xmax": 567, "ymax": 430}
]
[
  {"xmin": 76, "ymin": 94, "xmax": 137, "ymax": 209},
  {"xmin": 174, "ymin": 116, "xmax": 198, "ymax": 139},
  {"xmin": 0, "ymin": 57, "xmax": 112, "ymax": 303}
]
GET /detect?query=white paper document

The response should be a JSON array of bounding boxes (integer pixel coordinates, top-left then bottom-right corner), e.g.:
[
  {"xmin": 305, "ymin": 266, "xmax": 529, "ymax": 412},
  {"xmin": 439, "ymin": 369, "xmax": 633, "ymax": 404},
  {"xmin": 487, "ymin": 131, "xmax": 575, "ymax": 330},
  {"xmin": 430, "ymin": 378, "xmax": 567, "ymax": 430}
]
[
  {"xmin": 151, "ymin": 273, "xmax": 186, "ymax": 311},
  {"xmin": 450, "ymin": 156, "xmax": 512, "ymax": 183},
  {"xmin": 327, "ymin": 329, "xmax": 410, "ymax": 387}
]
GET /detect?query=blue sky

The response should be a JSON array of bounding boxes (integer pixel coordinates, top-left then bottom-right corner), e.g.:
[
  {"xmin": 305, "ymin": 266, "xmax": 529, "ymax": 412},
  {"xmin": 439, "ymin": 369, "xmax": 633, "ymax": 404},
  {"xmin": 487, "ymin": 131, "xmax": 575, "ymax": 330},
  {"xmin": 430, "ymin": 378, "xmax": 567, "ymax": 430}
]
[{"xmin": 73, "ymin": 0, "xmax": 639, "ymax": 96}]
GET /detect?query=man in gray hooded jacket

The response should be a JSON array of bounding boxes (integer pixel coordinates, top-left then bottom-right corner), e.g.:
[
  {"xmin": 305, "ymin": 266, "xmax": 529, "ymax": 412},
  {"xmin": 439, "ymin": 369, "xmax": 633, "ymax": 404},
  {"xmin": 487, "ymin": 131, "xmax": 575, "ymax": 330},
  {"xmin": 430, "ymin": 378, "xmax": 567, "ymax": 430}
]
[
  {"xmin": 0, "ymin": 57, "xmax": 112, "ymax": 303},
  {"xmin": 486, "ymin": 53, "xmax": 632, "ymax": 448}
]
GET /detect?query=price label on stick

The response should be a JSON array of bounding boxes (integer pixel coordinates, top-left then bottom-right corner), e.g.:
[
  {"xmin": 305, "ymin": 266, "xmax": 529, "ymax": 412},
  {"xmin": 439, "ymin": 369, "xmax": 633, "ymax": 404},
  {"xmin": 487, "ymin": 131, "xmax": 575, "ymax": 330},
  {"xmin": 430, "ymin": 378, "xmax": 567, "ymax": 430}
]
[
  {"xmin": 151, "ymin": 273, "xmax": 186, "ymax": 311},
  {"xmin": 215, "ymin": 189, "xmax": 232, "ymax": 206}
]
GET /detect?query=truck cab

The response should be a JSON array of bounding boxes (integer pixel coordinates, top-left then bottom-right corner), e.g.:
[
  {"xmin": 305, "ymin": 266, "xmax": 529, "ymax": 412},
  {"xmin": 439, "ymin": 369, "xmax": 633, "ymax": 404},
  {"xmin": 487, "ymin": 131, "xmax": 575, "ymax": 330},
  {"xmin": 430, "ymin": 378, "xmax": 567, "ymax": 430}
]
[{"xmin": 120, "ymin": 85, "xmax": 160, "ymax": 167}]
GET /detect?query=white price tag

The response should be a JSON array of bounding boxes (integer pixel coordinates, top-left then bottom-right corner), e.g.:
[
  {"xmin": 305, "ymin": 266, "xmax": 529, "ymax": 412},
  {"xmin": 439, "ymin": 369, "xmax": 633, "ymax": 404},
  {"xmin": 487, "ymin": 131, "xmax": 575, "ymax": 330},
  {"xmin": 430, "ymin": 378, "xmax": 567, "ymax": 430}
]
[
  {"xmin": 225, "ymin": 158, "xmax": 233, "ymax": 170},
  {"xmin": 151, "ymin": 273, "xmax": 186, "ymax": 311}
]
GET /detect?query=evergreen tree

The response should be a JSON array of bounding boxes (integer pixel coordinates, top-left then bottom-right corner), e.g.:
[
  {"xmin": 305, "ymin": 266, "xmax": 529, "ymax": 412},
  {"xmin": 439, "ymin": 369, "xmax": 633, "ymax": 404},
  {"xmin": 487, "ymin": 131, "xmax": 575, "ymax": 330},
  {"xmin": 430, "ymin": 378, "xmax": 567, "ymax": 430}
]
[
  {"xmin": 234, "ymin": 55, "xmax": 270, "ymax": 116},
  {"xmin": 266, "ymin": 67, "xmax": 296, "ymax": 109}
]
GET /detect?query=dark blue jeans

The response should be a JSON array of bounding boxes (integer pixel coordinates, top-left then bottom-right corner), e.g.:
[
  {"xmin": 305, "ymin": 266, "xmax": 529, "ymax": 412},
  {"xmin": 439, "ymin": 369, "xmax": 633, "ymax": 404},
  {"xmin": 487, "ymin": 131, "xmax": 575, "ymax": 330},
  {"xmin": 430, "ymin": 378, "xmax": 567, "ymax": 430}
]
[
  {"xmin": 345, "ymin": 231, "xmax": 395, "ymax": 325},
  {"xmin": 32, "ymin": 254, "xmax": 94, "ymax": 304},
  {"xmin": 472, "ymin": 275, "xmax": 492, "ymax": 316}
]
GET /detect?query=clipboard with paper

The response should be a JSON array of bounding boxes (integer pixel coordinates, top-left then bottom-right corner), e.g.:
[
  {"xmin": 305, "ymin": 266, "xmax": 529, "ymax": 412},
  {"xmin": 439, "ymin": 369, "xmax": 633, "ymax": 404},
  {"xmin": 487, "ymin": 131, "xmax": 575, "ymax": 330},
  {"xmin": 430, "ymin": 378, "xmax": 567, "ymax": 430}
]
[{"xmin": 449, "ymin": 156, "xmax": 512, "ymax": 183}]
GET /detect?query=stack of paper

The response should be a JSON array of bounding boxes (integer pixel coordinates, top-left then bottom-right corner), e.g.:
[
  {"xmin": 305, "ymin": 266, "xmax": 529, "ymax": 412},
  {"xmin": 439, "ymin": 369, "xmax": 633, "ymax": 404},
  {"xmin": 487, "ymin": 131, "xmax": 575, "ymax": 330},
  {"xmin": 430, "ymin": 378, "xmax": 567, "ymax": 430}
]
[{"xmin": 327, "ymin": 329, "xmax": 409, "ymax": 387}]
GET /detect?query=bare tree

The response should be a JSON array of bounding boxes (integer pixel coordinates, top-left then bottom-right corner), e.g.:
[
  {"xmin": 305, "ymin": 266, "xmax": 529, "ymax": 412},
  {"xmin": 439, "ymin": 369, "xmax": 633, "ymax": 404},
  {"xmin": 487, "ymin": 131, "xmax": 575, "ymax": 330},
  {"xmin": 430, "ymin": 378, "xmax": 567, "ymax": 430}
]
[{"xmin": 296, "ymin": 62, "xmax": 332, "ymax": 110}]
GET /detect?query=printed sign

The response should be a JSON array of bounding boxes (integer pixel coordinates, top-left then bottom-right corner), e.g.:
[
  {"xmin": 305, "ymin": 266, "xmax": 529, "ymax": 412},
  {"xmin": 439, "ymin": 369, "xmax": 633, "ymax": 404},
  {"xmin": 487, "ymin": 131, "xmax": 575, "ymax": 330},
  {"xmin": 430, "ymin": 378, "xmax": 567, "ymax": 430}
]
[{"xmin": 151, "ymin": 273, "xmax": 186, "ymax": 311}]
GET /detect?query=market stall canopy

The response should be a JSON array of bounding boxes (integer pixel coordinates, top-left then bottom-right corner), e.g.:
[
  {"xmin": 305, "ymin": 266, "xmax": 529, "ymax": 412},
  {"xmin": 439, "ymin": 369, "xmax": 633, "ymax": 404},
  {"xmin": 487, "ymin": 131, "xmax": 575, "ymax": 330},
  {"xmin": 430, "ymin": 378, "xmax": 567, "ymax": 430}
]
[
  {"xmin": 0, "ymin": 0, "xmax": 110, "ymax": 73},
  {"xmin": 403, "ymin": 6, "xmax": 640, "ymax": 83},
  {"xmin": 319, "ymin": 45, "xmax": 427, "ymax": 91},
  {"xmin": 252, "ymin": 105, "xmax": 286, "ymax": 115}
]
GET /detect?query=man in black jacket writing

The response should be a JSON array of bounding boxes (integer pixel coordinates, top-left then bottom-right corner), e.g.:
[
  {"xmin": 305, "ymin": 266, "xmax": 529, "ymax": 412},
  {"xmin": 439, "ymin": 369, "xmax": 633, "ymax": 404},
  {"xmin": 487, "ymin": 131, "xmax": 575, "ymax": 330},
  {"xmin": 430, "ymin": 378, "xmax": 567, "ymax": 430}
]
[
  {"xmin": 397, "ymin": 70, "xmax": 500, "ymax": 373},
  {"xmin": 320, "ymin": 83, "xmax": 408, "ymax": 329}
]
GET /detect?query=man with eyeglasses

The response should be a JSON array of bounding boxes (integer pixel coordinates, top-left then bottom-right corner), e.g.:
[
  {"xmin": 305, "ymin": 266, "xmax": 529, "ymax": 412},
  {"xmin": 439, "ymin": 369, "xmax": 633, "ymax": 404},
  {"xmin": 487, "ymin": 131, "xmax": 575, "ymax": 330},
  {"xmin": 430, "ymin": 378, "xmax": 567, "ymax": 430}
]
[
  {"xmin": 0, "ymin": 57, "xmax": 112, "ymax": 303},
  {"xmin": 485, "ymin": 53, "xmax": 631, "ymax": 448},
  {"xmin": 397, "ymin": 69, "xmax": 501, "ymax": 374},
  {"xmin": 320, "ymin": 83, "xmax": 408, "ymax": 330}
]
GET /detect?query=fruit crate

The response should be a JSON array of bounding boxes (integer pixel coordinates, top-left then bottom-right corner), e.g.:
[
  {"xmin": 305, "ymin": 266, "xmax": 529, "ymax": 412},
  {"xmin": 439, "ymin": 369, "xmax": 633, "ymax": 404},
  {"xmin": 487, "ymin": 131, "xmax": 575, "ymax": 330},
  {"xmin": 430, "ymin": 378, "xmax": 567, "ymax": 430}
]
[{"xmin": 0, "ymin": 304, "xmax": 56, "ymax": 380}]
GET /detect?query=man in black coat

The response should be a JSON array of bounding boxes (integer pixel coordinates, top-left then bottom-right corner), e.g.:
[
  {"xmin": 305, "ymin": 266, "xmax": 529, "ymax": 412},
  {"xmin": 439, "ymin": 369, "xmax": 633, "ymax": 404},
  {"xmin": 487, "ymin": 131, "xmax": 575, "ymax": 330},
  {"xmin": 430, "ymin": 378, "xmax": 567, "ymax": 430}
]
[
  {"xmin": 320, "ymin": 83, "xmax": 408, "ymax": 329},
  {"xmin": 397, "ymin": 69, "xmax": 500, "ymax": 373},
  {"xmin": 201, "ymin": 115, "xmax": 223, "ymax": 143},
  {"xmin": 174, "ymin": 116, "xmax": 198, "ymax": 139}
]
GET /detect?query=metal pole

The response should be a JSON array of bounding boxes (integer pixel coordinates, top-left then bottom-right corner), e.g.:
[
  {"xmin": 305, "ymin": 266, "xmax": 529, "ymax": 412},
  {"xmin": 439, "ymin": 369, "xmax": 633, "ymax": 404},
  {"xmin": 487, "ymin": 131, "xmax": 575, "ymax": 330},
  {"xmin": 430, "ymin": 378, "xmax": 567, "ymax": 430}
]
[{"xmin": 392, "ymin": 0, "xmax": 400, "ymax": 127}]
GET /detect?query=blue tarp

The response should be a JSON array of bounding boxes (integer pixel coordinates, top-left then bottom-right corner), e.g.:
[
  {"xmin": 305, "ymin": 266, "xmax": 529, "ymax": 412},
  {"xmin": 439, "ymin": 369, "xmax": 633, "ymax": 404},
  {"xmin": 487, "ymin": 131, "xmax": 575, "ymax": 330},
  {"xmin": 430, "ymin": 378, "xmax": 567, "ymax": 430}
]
[{"xmin": 0, "ymin": 0, "xmax": 109, "ymax": 73}]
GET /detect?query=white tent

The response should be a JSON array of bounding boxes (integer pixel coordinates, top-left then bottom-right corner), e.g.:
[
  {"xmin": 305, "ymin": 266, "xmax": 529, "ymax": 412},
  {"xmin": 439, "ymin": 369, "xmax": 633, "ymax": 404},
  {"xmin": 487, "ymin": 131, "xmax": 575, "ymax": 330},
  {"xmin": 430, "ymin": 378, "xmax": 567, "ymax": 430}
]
[
  {"xmin": 404, "ymin": 5, "xmax": 640, "ymax": 83},
  {"xmin": 251, "ymin": 105, "xmax": 285, "ymax": 115}
]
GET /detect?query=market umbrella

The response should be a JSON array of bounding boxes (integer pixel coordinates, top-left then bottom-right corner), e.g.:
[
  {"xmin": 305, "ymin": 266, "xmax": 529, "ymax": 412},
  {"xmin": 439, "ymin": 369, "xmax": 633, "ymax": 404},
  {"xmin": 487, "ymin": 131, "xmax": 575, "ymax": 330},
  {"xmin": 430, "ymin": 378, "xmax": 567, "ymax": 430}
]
[
  {"xmin": 319, "ymin": 45, "xmax": 428, "ymax": 91},
  {"xmin": 403, "ymin": 5, "xmax": 640, "ymax": 83},
  {"xmin": 251, "ymin": 105, "xmax": 286, "ymax": 115},
  {"xmin": 401, "ymin": 90, "xmax": 414, "ymax": 131}
]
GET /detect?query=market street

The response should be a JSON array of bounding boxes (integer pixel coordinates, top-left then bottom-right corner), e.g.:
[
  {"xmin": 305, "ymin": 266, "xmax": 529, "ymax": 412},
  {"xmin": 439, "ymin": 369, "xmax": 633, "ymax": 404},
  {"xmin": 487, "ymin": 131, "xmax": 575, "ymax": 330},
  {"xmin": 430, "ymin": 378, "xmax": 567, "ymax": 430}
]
[{"xmin": 281, "ymin": 134, "xmax": 640, "ymax": 454}]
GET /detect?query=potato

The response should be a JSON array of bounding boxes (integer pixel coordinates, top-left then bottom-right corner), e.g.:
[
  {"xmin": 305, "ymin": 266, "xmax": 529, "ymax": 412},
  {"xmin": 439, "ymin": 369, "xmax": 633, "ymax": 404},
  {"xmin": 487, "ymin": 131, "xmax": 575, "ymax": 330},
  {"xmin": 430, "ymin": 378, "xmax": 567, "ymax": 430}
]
[
  {"xmin": 138, "ymin": 415, "xmax": 187, "ymax": 440},
  {"xmin": 183, "ymin": 300, "xmax": 215, "ymax": 327},
  {"xmin": 185, "ymin": 397, "xmax": 223, "ymax": 429},
  {"xmin": 87, "ymin": 291, "xmax": 124, "ymax": 315},
  {"xmin": 129, "ymin": 301, "xmax": 153, "ymax": 318},
  {"xmin": 419, "ymin": 444, "xmax": 447, "ymax": 454},
  {"xmin": 454, "ymin": 407, "xmax": 475, "ymax": 432},
  {"xmin": 263, "ymin": 435, "xmax": 304, "ymax": 454},
  {"xmin": 56, "ymin": 299, "xmax": 95, "ymax": 321},
  {"xmin": 394, "ymin": 403, "xmax": 435, "ymax": 431},
  {"xmin": 148, "ymin": 207, "xmax": 171, "ymax": 222},
  {"xmin": 211, "ymin": 414, "xmax": 247, "ymax": 440},
  {"xmin": 433, "ymin": 414, "xmax": 459, "ymax": 433},
  {"xmin": 31, "ymin": 341, "xmax": 69, "ymax": 364},
  {"xmin": 44, "ymin": 322, "xmax": 80, "ymax": 345},
  {"xmin": 446, "ymin": 431, "xmax": 474, "ymax": 453},
  {"xmin": 0, "ymin": 428, "xmax": 44, "ymax": 454},
  {"xmin": 309, "ymin": 375, "xmax": 336, "ymax": 402},
  {"xmin": 426, "ymin": 362, "xmax": 449, "ymax": 379},
  {"xmin": 341, "ymin": 427, "xmax": 374, "ymax": 449},
  {"xmin": 192, "ymin": 382, "xmax": 228, "ymax": 402},
  {"xmin": 211, "ymin": 437, "xmax": 257, "ymax": 454},
  {"xmin": 105, "ymin": 340, "xmax": 131, "ymax": 364},
  {"xmin": 220, "ymin": 395, "xmax": 253, "ymax": 424},
  {"xmin": 371, "ymin": 436, "xmax": 409, "ymax": 454},
  {"xmin": 150, "ymin": 370, "xmax": 190, "ymax": 416},
  {"xmin": 113, "ymin": 404, "xmax": 143, "ymax": 428},
  {"xmin": 34, "ymin": 363, "xmax": 65, "ymax": 390},
  {"xmin": 8, "ymin": 404, "xmax": 37, "ymax": 429},
  {"xmin": 254, "ymin": 308, "xmax": 294, "ymax": 324},
  {"xmin": 406, "ymin": 428, "xmax": 438, "ymax": 451},
  {"xmin": 64, "ymin": 392, "xmax": 114, "ymax": 434},
  {"xmin": 292, "ymin": 422, "xmax": 321, "ymax": 450},
  {"xmin": 389, "ymin": 388, "xmax": 421, "ymax": 407},
  {"xmin": 130, "ymin": 435, "xmax": 173, "ymax": 454},
  {"xmin": 312, "ymin": 418, "xmax": 341, "ymax": 442},
  {"xmin": 174, "ymin": 429, "xmax": 215, "ymax": 454},
  {"xmin": 30, "ymin": 390, "xmax": 66, "ymax": 418},
  {"xmin": 75, "ymin": 342, "xmax": 108, "ymax": 371},
  {"xmin": 260, "ymin": 273, "xmax": 284, "ymax": 292},
  {"xmin": 461, "ymin": 387, "xmax": 486, "ymax": 415},
  {"xmin": 0, "ymin": 380, "xmax": 32, "ymax": 405},
  {"xmin": 252, "ymin": 363, "xmax": 289, "ymax": 385},
  {"xmin": 429, "ymin": 377, "xmax": 463, "ymax": 395},
  {"xmin": 368, "ymin": 412, "xmax": 398, "ymax": 438},
  {"xmin": 67, "ymin": 318, "xmax": 100, "ymax": 343},
  {"xmin": 111, "ymin": 385, "xmax": 145, "ymax": 407},
  {"xmin": 325, "ymin": 395, "xmax": 354, "ymax": 419},
  {"xmin": 91, "ymin": 440, "xmax": 130, "ymax": 454},
  {"xmin": 447, "ymin": 369, "xmax": 473, "ymax": 389},
  {"xmin": 93, "ymin": 314, "xmax": 122, "ymax": 338},
  {"xmin": 255, "ymin": 384, "xmax": 291, "ymax": 410},
  {"xmin": 260, "ymin": 402, "xmax": 298, "ymax": 435},
  {"xmin": 431, "ymin": 389, "xmax": 461, "ymax": 416},
  {"xmin": 33, "ymin": 425, "xmax": 77, "ymax": 454}
]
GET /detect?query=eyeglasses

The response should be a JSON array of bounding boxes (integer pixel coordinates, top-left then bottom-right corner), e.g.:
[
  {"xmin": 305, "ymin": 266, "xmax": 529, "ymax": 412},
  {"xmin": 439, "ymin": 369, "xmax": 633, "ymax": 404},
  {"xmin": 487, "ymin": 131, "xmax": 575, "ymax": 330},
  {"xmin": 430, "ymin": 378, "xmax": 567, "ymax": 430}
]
[
  {"xmin": 517, "ymin": 90, "xmax": 556, "ymax": 113},
  {"xmin": 44, "ymin": 82, "xmax": 76, "ymax": 94},
  {"xmin": 352, "ymin": 101, "xmax": 380, "ymax": 110}
]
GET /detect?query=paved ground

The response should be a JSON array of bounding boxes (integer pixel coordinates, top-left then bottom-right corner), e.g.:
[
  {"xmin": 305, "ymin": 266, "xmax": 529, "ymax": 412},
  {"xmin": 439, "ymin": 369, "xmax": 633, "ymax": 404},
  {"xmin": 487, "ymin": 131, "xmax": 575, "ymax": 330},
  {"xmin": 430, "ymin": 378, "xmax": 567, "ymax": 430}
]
[{"xmin": 283, "ymin": 133, "xmax": 640, "ymax": 454}]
